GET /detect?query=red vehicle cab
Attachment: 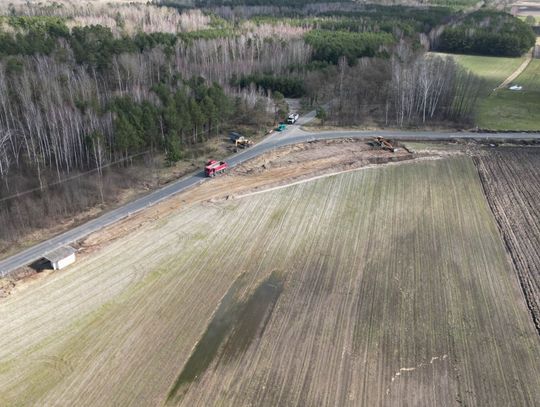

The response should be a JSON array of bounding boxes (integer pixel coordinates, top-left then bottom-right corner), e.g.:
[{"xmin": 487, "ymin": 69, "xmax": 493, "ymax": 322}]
[{"xmin": 205, "ymin": 160, "xmax": 229, "ymax": 177}]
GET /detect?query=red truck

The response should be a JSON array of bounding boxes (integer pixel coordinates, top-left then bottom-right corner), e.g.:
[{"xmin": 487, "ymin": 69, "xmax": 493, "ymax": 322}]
[{"xmin": 205, "ymin": 160, "xmax": 229, "ymax": 177}]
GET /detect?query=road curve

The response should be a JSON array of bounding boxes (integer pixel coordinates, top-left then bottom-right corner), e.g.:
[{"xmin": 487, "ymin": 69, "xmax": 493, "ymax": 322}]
[{"xmin": 1, "ymin": 127, "xmax": 539, "ymax": 275}]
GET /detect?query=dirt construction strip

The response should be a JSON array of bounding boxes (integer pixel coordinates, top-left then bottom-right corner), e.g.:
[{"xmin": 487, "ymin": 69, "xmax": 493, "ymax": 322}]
[
  {"xmin": 234, "ymin": 156, "xmax": 442, "ymax": 200},
  {"xmin": 496, "ymin": 49, "xmax": 533, "ymax": 90}
]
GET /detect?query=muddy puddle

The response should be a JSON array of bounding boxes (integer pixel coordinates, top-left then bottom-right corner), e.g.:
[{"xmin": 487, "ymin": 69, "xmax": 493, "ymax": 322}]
[{"xmin": 167, "ymin": 271, "xmax": 284, "ymax": 403}]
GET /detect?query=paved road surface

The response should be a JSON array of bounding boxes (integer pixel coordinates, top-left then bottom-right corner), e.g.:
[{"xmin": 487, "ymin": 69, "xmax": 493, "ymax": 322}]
[{"xmin": 1, "ymin": 125, "xmax": 539, "ymax": 275}]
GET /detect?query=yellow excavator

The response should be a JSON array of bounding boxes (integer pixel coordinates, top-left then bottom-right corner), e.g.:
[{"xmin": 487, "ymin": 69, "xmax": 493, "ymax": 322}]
[
  {"xmin": 373, "ymin": 136, "xmax": 399, "ymax": 153},
  {"xmin": 235, "ymin": 136, "xmax": 253, "ymax": 149}
]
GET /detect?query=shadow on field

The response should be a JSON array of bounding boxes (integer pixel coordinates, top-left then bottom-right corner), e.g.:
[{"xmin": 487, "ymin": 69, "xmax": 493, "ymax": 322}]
[{"xmin": 166, "ymin": 270, "xmax": 285, "ymax": 404}]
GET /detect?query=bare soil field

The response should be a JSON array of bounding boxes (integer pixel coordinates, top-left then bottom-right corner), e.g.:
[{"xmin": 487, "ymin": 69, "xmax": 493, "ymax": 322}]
[
  {"xmin": 0, "ymin": 151, "xmax": 539, "ymax": 406},
  {"xmin": 474, "ymin": 148, "xmax": 540, "ymax": 334}
]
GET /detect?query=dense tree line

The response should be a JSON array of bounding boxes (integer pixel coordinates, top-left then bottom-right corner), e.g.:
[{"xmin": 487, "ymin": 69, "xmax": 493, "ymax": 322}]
[
  {"xmin": 0, "ymin": 17, "xmax": 309, "ymax": 242},
  {"xmin": 324, "ymin": 45, "xmax": 484, "ymax": 127},
  {"xmin": 157, "ymin": 0, "xmax": 348, "ymax": 9},
  {"xmin": 249, "ymin": 5, "xmax": 451, "ymax": 37},
  {"xmin": 305, "ymin": 29, "xmax": 394, "ymax": 64},
  {"xmin": 110, "ymin": 79, "xmax": 232, "ymax": 164},
  {"xmin": 437, "ymin": 10, "xmax": 536, "ymax": 57},
  {"xmin": 316, "ymin": 5, "xmax": 451, "ymax": 34},
  {"xmin": 0, "ymin": 48, "xmax": 276, "ymax": 242},
  {"xmin": 0, "ymin": 16, "xmax": 69, "ymax": 56},
  {"xmin": 2, "ymin": 2, "xmax": 211, "ymax": 36},
  {"xmin": 0, "ymin": 56, "xmax": 232, "ymax": 183},
  {"xmin": 317, "ymin": 17, "xmax": 427, "ymax": 37},
  {"xmin": 0, "ymin": 32, "xmax": 306, "ymax": 181},
  {"xmin": 233, "ymin": 74, "xmax": 305, "ymax": 97},
  {"xmin": 157, "ymin": 0, "xmax": 451, "ymax": 22},
  {"xmin": 0, "ymin": 17, "xmax": 168, "ymax": 61}
]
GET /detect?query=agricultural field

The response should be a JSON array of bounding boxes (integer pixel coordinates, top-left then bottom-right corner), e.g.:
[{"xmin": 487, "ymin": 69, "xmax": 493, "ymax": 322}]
[
  {"xmin": 0, "ymin": 156, "xmax": 539, "ymax": 406},
  {"xmin": 476, "ymin": 60, "xmax": 540, "ymax": 130},
  {"xmin": 474, "ymin": 148, "xmax": 540, "ymax": 334},
  {"xmin": 439, "ymin": 52, "xmax": 540, "ymax": 130},
  {"xmin": 435, "ymin": 53, "xmax": 528, "ymax": 87}
]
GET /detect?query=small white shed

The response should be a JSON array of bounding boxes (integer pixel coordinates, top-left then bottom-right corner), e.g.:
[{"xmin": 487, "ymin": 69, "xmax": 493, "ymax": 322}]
[{"xmin": 44, "ymin": 246, "xmax": 77, "ymax": 270}]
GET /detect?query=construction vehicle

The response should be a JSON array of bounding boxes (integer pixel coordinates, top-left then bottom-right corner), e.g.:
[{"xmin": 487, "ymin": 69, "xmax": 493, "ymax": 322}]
[
  {"xmin": 235, "ymin": 136, "xmax": 253, "ymax": 149},
  {"xmin": 276, "ymin": 123, "xmax": 287, "ymax": 132},
  {"xmin": 373, "ymin": 136, "xmax": 399, "ymax": 153},
  {"xmin": 229, "ymin": 132, "xmax": 242, "ymax": 142},
  {"xmin": 205, "ymin": 160, "xmax": 229, "ymax": 177}
]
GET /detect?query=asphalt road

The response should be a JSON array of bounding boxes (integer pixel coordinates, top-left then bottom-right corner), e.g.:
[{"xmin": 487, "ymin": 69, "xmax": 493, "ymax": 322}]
[{"xmin": 1, "ymin": 126, "xmax": 539, "ymax": 275}]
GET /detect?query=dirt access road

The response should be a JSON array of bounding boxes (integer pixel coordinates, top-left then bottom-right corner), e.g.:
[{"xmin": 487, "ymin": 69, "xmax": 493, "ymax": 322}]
[
  {"xmin": 1, "ymin": 122, "xmax": 539, "ymax": 275},
  {"xmin": 495, "ymin": 48, "xmax": 533, "ymax": 90}
]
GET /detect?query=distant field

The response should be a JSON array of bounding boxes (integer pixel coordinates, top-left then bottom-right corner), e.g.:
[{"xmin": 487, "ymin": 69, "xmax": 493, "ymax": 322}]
[
  {"xmin": 434, "ymin": 52, "xmax": 527, "ymax": 88},
  {"xmin": 477, "ymin": 60, "xmax": 540, "ymax": 130},
  {"xmin": 0, "ymin": 157, "xmax": 539, "ymax": 406},
  {"xmin": 437, "ymin": 52, "xmax": 540, "ymax": 130}
]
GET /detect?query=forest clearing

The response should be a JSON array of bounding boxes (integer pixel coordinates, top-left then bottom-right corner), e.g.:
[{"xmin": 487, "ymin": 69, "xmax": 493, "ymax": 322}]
[{"xmin": 0, "ymin": 151, "xmax": 539, "ymax": 406}]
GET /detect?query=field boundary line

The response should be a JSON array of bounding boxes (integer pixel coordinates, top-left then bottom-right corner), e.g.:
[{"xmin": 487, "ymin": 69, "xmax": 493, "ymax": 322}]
[
  {"xmin": 496, "ymin": 48, "xmax": 533, "ymax": 90},
  {"xmin": 234, "ymin": 156, "xmax": 444, "ymax": 200}
]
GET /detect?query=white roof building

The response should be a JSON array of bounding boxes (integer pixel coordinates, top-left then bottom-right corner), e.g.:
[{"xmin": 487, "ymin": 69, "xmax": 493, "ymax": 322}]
[{"xmin": 44, "ymin": 246, "xmax": 77, "ymax": 270}]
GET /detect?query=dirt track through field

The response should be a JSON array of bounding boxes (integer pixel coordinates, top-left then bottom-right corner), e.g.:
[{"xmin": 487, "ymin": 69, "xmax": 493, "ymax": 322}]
[
  {"xmin": 496, "ymin": 49, "xmax": 533, "ymax": 90},
  {"xmin": 0, "ymin": 154, "xmax": 538, "ymax": 406}
]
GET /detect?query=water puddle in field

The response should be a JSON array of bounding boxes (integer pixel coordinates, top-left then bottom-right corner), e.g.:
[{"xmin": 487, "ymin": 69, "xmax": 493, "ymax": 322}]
[{"xmin": 166, "ymin": 271, "xmax": 284, "ymax": 403}]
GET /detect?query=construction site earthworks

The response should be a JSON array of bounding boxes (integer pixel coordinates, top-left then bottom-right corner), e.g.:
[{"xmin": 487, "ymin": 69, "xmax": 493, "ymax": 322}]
[{"xmin": 1, "ymin": 138, "xmax": 540, "ymax": 406}]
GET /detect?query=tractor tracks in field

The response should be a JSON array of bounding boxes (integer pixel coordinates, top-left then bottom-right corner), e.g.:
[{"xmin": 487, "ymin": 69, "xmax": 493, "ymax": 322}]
[{"xmin": 385, "ymin": 355, "xmax": 449, "ymax": 396}]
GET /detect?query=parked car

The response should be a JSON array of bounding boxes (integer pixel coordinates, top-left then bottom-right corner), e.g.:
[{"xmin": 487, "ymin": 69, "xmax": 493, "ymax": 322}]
[{"xmin": 276, "ymin": 123, "xmax": 287, "ymax": 131}]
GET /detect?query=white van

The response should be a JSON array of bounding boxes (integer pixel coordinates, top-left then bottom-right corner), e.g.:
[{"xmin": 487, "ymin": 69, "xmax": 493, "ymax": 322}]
[{"xmin": 286, "ymin": 113, "xmax": 299, "ymax": 124}]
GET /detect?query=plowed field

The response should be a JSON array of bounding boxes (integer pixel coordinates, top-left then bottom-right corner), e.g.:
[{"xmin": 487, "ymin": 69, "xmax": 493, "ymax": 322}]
[
  {"xmin": 474, "ymin": 148, "xmax": 540, "ymax": 334},
  {"xmin": 0, "ymin": 156, "xmax": 539, "ymax": 406}
]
